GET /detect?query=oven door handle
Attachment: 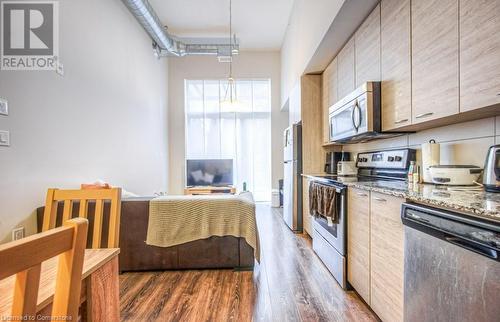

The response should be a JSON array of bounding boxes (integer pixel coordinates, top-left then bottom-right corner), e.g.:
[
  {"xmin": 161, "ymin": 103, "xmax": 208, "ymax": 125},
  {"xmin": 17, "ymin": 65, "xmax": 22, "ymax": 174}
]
[{"xmin": 311, "ymin": 181, "xmax": 346, "ymax": 194}]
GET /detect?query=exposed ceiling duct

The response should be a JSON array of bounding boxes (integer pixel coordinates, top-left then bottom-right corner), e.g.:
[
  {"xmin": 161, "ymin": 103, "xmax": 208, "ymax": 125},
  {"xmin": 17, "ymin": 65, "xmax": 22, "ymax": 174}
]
[{"xmin": 121, "ymin": 0, "xmax": 239, "ymax": 59}]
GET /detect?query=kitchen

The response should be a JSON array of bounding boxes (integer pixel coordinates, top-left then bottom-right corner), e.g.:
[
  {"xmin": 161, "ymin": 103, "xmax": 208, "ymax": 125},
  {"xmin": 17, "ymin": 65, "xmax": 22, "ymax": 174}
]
[
  {"xmin": 282, "ymin": 0, "xmax": 500, "ymax": 321},
  {"xmin": 0, "ymin": 0, "xmax": 498, "ymax": 321}
]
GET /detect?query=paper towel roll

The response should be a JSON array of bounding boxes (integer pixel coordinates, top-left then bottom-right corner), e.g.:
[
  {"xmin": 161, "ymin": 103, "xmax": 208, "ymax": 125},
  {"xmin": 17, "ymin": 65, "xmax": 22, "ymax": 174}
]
[{"xmin": 422, "ymin": 139, "xmax": 440, "ymax": 183}]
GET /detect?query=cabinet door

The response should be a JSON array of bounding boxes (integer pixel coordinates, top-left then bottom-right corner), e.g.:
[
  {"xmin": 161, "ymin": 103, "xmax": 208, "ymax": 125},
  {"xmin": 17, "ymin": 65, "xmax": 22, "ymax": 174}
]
[
  {"xmin": 302, "ymin": 179, "xmax": 312, "ymax": 236},
  {"xmin": 322, "ymin": 58, "xmax": 338, "ymax": 143},
  {"xmin": 328, "ymin": 58, "xmax": 339, "ymax": 107},
  {"xmin": 355, "ymin": 4, "xmax": 381, "ymax": 87},
  {"xmin": 381, "ymin": 0, "xmax": 411, "ymax": 130},
  {"xmin": 412, "ymin": 0, "xmax": 459, "ymax": 124},
  {"xmin": 460, "ymin": 0, "xmax": 500, "ymax": 112},
  {"xmin": 337, "ymin": 37, "xmax": 356, "ymax": 100},
  {"xmin": 370, "ymin": 192, "xmax": 404, "ymax": 322},
  {"xmin": 347, "ymin": 188, "xmax": 371, "ymax": 304}
]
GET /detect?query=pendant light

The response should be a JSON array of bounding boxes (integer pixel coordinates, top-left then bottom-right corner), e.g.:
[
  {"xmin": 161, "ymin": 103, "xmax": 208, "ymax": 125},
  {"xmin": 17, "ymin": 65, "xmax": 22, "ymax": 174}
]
[{"xmin": 220, "ymin": 0, "xmax": 240, "ymax": 110}]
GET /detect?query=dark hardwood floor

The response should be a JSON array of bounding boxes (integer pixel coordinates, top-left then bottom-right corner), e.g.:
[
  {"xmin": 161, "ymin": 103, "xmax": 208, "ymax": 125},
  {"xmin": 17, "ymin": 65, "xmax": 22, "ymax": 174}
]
[{"xmin": 119, "ymin": 204, "xmax": 377, "ymax": 321}]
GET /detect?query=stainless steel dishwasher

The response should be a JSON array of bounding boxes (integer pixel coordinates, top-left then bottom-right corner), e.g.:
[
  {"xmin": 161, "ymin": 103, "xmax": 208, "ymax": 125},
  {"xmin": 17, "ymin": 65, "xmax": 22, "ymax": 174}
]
[{"xmin": 401, "ymin": 203, "xmax": 500, "ymax": 322}]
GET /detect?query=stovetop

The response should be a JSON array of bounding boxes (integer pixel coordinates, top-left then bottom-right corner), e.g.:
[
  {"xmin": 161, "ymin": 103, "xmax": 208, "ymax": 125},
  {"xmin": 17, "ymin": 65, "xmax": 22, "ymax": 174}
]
[{"xmin": 312, "ymin": 175, "xmax": 403, "ymax": 184}]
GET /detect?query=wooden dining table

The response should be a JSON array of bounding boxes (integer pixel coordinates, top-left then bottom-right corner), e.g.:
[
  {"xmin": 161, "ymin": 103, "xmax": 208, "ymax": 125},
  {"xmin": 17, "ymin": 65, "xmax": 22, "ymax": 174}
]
[{"xmin": 0, "ymin": 248, "xmax": 120, "ymax": 322}]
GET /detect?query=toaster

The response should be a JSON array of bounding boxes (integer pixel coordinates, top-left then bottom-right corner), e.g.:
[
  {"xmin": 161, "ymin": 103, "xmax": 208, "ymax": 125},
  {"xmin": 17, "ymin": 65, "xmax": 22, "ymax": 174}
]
[{"xmin": 337, "ymin": 161, "xmax": 357, "ymax": 176}]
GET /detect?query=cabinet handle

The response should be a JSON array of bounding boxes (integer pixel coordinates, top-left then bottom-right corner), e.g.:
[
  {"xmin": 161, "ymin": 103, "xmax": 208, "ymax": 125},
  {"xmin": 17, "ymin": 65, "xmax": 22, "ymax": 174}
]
[
  {"xmin": 415, "ymin": 112, "xmax": 434, "ymax": 119},
  {"xmin": 394, "ymin": 118, "xmax": 409, "ymax": 124},
  {"xmin": 373, "ymin": 197, "xmax": 387, "ymax": 202},
  {"xmin": 356, "ymin": 192, "xmax": 368, "ymax": 197}
]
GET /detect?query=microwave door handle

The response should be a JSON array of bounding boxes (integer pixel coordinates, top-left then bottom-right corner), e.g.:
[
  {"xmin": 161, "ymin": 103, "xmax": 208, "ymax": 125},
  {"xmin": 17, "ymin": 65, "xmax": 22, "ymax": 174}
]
[
  {"xmin": 330, "ymin": 115, "xmax": 335, "ymax": 139},
  {"xmin": 355, "ymin": 103, "xmax": 362, "ymax": 129},
  {"xmin": 351, "ymin": 103, "xmax": 358, "ymax": 130}
]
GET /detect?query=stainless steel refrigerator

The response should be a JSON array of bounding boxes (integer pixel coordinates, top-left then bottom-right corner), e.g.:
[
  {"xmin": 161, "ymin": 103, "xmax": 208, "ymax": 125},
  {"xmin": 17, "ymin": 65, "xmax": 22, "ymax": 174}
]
[{"xmin": 283, "ymin": 122, "xmax": 302, "ymax": 232}]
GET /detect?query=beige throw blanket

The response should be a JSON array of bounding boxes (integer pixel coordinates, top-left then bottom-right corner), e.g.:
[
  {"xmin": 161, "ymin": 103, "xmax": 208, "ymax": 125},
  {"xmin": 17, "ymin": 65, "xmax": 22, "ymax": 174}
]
[{"xmin": 146, "ymin": 192, "xmax": 260, "ymax": 262}]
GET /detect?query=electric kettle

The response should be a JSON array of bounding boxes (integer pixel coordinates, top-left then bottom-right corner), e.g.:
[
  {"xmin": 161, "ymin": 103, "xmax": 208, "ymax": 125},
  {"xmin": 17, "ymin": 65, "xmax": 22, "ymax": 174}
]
[{"xmin": 483, "ymin": 144, "xmax": 500, "ymax": 192}]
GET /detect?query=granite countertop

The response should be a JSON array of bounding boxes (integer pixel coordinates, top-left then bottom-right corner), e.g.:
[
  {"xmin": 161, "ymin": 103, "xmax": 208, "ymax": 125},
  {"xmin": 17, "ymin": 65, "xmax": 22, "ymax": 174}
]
[{"xmin": 303, "ymin": 174, "xmax": 500, "ymax": 223}]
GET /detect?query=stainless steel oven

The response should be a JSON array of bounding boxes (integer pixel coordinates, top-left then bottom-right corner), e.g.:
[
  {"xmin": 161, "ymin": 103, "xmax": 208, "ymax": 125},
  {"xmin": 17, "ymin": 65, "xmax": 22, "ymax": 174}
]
[{"xmin": 309, "ymin": 180, "xmax": 347, "ymax": 289}]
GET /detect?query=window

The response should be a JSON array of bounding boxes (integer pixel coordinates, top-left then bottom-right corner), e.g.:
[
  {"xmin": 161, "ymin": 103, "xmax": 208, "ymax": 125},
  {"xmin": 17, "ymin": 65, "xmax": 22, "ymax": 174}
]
[{"xmin": 185, "ymin": 79, "xmax": 272, "ymax": 201}]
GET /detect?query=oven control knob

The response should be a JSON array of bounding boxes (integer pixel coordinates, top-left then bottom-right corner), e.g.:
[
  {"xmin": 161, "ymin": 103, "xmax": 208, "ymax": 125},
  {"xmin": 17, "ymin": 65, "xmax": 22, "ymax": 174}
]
[
  {"xmin": 395, "ymin": 156, "xmax": 402, "ymax": 162},
  {"xmin": 362, "ymin": 157, "xmax": 368, "ymax": 162},
  {"xmin": 388, "ymin": 156, "xmax": 395, "ymax": 162}
]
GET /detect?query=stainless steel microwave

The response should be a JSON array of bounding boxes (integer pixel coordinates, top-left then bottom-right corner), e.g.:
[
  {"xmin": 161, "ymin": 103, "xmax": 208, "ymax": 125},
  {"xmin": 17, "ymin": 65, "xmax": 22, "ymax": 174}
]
[{"xmin": 329, "ymin": 82, "xmax": 404, "ymax": 144}]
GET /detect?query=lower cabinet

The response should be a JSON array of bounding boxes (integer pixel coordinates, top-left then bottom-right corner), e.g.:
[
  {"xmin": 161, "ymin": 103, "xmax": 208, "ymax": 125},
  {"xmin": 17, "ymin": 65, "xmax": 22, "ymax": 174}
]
[
  {"xmin": 370, "ymin": 192, "xmax": 405, "ymax": 322},
  {"xmin": 302, "ymin": 178, "xmax": 313, "ymax": 236},
  {"xmin": 347, "ymin": 189, "xmax": 405, "ymax": 322},
  {"xmin": 347, "ymin": 188, "xmax": 371, "ymax": 304}
]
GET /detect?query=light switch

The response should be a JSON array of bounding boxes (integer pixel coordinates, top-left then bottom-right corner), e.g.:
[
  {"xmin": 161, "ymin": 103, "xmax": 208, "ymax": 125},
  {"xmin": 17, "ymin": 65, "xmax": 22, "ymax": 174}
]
[
  {"xmin": 0, "ymin": 130, "xmax": 10, "ymax": 146},
  {"xmin": 0, "ymin": 97, "xmax": 7, "ymax": 116}
]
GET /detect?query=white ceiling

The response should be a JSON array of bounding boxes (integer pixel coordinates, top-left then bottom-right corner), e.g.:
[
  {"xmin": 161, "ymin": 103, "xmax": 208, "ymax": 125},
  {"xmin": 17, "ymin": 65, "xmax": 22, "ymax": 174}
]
[{"xmin": 148, "ymin": 0, "xmax": 295, "ymax": 51}]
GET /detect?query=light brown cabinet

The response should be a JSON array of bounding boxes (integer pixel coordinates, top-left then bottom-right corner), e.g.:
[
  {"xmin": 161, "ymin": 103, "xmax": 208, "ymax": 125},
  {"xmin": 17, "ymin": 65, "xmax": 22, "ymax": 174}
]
[
  {"xmin": 300, "ymin": 75, "xmax": 324, "ymax": 235},
  {"xmin": 302, "ymin": 178, "xmax": 313, "ymax": 236},
  {"xmin": 460, "ymin": 0, "xmax": 500, "ymax": 112},
  {"xmin": 381, "ymin": 0, "xmax": 411, "ymax": 130},
  {"xmin": 322, "ymin": 58, "xmax": 338, "ymax": 144},
  {"xmin": 347, "ymin": 189, "xmax": 405, "ymax": 321},
  {"xmin": 320, "ymin": 0, "xmax": 499, "ymax": 135},
  {"xmin": 300, "ymin": 75, "xmax": 324, "ymax": 175},
  {"xmin": 355, "ymin": 4, "xmax": 381, "ymax": 87},
  {"xmin": 411, "ymin": 0, "xmax": 459, "ymax": 124},
  {"xmin": 347, "ymin": 188, "xmax": 371, "ymax": 304},
  {"xmin": 337, "ymin": 37, "xmax": 356, "ymax": 100},
  {"xmin": 370, "ymin": 192, "xmax": 405, "ymax": 322}
]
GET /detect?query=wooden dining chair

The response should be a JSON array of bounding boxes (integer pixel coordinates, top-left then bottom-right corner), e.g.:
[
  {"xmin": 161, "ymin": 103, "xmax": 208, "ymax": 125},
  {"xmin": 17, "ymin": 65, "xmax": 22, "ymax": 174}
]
[
  {"xmin": 42, "ymin": 188, "xmax": 122, "ymax": 248},
  {"xmin": 0, "ymin": 218, "xmax": 88, "ymax": 321}
]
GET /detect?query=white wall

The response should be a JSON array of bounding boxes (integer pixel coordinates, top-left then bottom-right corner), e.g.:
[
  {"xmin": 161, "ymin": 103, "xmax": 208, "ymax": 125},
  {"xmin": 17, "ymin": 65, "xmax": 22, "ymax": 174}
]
[
  {"xmin": 168, "ymin": 52, "xmax": 287, "ymax": 195},
  {"xmin": 0, "ymin": 0, "xmax": 169, "ymax": 242},
  {"xmin": 281, "ymin": 0, "xmax": 344, "ymax": 106}
]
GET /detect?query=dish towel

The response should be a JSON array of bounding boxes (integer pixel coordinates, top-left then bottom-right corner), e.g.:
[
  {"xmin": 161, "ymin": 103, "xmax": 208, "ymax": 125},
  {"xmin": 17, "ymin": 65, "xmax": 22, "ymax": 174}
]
[{"xmin": 309, "ymin": 181, "xmax": 339, "ymax": 224}]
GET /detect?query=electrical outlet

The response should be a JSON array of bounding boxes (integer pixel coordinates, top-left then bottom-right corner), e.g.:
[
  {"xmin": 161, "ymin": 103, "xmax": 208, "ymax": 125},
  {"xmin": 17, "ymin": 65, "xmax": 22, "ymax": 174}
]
[
  {"xmin": 0, "ymin": 97, "xmax": 8, "ymax": 116},
  {"xmin": 12, "ymin": 227, "xmax": 24, "ymax": 241},
  {"xmin": 0, "ymin": 130, "xmax": 10, "ymax": 146}
]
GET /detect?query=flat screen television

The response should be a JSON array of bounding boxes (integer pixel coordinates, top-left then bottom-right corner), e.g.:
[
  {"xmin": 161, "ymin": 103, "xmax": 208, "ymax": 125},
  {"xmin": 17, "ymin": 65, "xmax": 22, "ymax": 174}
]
[{"xmin": 186, "ymin": 159, "xmax": 234, "ymax": 187}]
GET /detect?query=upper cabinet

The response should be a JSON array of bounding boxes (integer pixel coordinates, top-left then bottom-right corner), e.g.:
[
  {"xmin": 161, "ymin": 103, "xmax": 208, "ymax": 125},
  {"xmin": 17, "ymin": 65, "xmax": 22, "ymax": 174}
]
[
  {"xmin": 337, "ymin": 37, "xmax": 356, "ymax": 100},
  {"xmin": 301, "ymin": 75, "xmax": 325, "ymax": 174},
  {"xmin": 381, "ymin": 0, "xmax": 411, "ymax": 131},
  {"xmin": 355, "ymin": 4, "xmax": 381, "ymax": 87},
  {"xmin": 411, "ymin": 0, "xmax": 459, "ymax": 124},
  {"xmin": 460, "ymin": 0, "xmax": 500, "ymax": 112},
  {"xmin": 322, "ymin": 58, "xmax": 338, "ymax": 144},
  {"xmin": 319, "ymin": 0, "xmax": 499, "ymax": 141}
]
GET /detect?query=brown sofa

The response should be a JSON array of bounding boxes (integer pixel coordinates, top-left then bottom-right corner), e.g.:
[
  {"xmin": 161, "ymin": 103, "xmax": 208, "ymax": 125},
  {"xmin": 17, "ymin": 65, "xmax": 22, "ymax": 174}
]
[{"xmin": 36, "ymin": 197, "xmax": 255, "ymax": 272}]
